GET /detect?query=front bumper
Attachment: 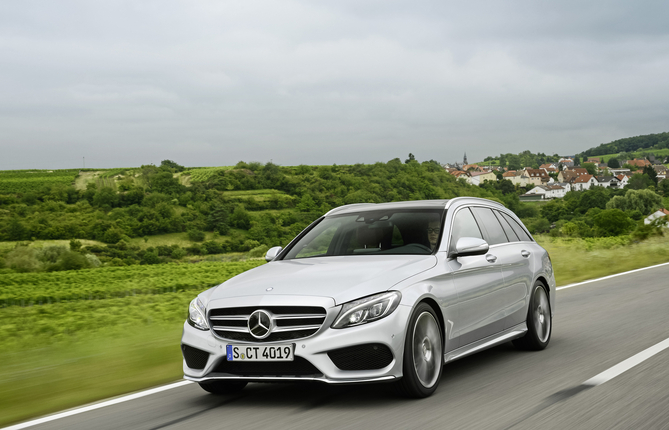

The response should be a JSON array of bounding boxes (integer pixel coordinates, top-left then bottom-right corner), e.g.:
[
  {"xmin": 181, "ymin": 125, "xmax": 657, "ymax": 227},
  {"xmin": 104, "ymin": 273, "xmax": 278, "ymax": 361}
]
[{"xmin": 181, "ymin": 295, "xmax": 411, "ymax": 384}]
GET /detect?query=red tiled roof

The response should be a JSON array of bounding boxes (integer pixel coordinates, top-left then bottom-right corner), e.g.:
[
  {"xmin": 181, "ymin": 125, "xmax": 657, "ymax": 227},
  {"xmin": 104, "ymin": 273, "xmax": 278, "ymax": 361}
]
[{"xmin": 574, "ymin": 174, "xmax": 593, "ymax": 183}]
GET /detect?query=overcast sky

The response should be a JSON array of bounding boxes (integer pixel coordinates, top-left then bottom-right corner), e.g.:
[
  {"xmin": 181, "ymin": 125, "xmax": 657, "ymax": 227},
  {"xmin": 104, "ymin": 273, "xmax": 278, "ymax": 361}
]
[{"xmin": 1, "ymin": 1, "xmax": 668, "ymax": 170}]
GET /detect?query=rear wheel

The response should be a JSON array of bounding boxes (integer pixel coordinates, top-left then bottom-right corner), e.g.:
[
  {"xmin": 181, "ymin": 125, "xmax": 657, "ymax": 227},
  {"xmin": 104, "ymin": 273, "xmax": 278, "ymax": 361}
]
[
  {"xmin": 198, "ymin": 380, "xmax": 247, "ymax": 395},
  {"xmin": 513, "ymin": 281, "xmax": 552, "ymax": 350},
  {"xmin": 396, "ymin": 303, "xmax": 443, "ymax": 398}
]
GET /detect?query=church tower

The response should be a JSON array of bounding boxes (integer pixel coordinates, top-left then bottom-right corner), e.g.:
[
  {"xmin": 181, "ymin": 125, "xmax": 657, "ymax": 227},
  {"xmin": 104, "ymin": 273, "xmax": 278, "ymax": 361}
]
[{"xmin": 463, "ymin": 152, "xmax": 468, "ymax": 166}]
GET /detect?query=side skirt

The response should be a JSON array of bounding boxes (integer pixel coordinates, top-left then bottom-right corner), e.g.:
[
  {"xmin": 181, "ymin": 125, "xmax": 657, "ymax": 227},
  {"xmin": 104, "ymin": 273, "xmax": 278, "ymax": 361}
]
[{"xmin": 444, "ymin": 323, "xmax": 527, "ymax": 364}]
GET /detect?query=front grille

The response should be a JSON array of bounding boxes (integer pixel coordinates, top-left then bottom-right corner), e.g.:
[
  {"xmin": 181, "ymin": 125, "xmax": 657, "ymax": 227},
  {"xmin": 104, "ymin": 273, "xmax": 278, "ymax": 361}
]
[
  {"xmin": 327, "ymin": 343, "xmax": 394, "ymax": 371},
  {"xmin": 213, "ymin": 357, "xmax": 322, "ymax": 377},
  {"xmin": 181, "ymin": 344, "xmax": 210, "ymax": 370},
  {"xmin": 208, "ymin": 306, "xmax": 327, "ymax": 342}
]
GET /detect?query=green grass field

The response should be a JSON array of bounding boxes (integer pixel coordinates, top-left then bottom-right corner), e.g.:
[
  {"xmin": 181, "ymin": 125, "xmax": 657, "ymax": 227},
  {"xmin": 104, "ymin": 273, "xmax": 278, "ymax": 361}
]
[{"xmin": 2, "ymin": 234, "xmax": 669, "ymax": 426}]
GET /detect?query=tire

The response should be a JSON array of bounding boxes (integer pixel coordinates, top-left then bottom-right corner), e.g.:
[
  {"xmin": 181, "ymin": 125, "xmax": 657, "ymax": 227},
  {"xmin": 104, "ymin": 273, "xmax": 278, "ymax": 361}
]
[
  {"xmin": 396, "ymin": 303, "xmax": 443, "ymax": 398},
  {"xmin": 198, "ymin": 380, "xmax": 247, "ymax": 395},
  {"xmin": 513, "ymin": 281, "xmax": 552, "ymax": 351}
]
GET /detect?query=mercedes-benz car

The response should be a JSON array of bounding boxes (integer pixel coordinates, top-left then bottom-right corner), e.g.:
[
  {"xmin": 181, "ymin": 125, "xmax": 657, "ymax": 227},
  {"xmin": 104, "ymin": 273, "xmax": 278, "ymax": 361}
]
[{"xmin": 181, "ymin": 197, "xmax": 555, "ymax": 397}]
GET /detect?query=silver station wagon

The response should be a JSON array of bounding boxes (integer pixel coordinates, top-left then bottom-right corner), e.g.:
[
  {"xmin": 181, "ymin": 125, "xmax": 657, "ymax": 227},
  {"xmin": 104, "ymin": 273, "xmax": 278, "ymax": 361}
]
[{"xmin": 181, "ymin": 197, "xmax": 555, "ymax": 397}]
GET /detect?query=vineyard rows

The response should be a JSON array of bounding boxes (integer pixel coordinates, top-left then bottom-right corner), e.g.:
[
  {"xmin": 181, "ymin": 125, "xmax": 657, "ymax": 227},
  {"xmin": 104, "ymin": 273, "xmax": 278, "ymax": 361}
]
[
  {"xmin": 185, "ymin": 166, "xmax": 233, "ymax": 183},
  {"xmin": 0, "ymin": 169, "xmax": 80, "ymax": 193},
  {"xmin": 0, "ymin": 260, "xmax": 264, "ymax": 306}
]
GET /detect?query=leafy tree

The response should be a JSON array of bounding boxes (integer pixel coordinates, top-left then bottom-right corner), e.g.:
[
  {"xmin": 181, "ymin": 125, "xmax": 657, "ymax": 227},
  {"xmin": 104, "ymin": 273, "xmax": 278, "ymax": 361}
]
[
  {"xmin": 592, "ymin": 209, "xmax": 634, "ymax": 236},
  {"xmin": 582, "ymin": 162, "xmax": 597, "ymax": 175},
  {"xmin": 229, "ymin": 206, "xmax": 252, "ymax": 229},
  {"xmin": 151, "ymin": 172, "xmax": 184, "ymax": 194},
  {"xmin": 606, "ymin": 189, "xmax": 662, "ymax": 215},
  {"xmin": 627, "ymin": 173, "xmax": 654, "ymax": 190},
  {"xmin": 297, "ymin": 193, "xmax": 319, "ymax": 212},
  {"xmin": 92, "ymin": 187, "xmax": 119, "ymax": 208},
  {"xmin": 607, "ymin": 158, "xmax": 620, "ymax": 168},
  {"xmin": 642, "ymin": 165, "xmax": 658, "ymax": 185},
  {"xmin": 405, "ymin": 153, "xmax": 416, "ymax": 164},
  {"xmin": 6, "ymin": 218, "xmax": 29, "ymax": 241},
  {"xmin": 160, "ymin": 160, "xmax": 185, "ymax": 172},
  {"xmin": 207, "ymin": 202, "xmax": 230, "ymax": 234}
]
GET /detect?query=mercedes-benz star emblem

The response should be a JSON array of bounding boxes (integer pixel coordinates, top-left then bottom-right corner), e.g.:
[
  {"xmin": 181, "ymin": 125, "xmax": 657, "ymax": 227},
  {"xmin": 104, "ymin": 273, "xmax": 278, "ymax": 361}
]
[{"xmin": 248, "ymin": 310, "xmax": 272, "ymax": 339}]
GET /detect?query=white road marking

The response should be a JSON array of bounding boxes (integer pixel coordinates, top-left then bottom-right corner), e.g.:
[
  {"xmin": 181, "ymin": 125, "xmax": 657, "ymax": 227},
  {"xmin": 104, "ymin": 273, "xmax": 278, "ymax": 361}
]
[
  {"xmin": 5, "ymin": 260, "xmax": 669, "ymax": 429},
  {"xmin": 583, "ymin": 337, "xmax": 669, "ymax": 386},
  {"xmin": 556, "ymin": 261, "xmax": 669, "ymax": 291},
  {"xmin": 2, "ymin": 381, "xmax": 193, "ymax": 430}
]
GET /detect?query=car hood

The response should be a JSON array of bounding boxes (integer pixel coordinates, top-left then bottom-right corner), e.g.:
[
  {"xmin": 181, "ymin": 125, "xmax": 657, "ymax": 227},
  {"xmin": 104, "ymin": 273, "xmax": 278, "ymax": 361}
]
[{"xmin": 206, "ymin": 255, "xmax": 437, "ymax": 306}]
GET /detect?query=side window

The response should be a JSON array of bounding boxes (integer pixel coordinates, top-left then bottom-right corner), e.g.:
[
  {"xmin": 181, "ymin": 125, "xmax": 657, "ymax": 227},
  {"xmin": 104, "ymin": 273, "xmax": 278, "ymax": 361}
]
[
  {"xmin": 494, "ymin": 210, "xmax": 519, "ymax": 242},
  {"xmin": 471, "ymin": 207, "xmax": 508, "ymax": 245},
  {"xmin": 501, "ymin": 212, "xmax": 532, "ymax": 242},
  {"xmin": 449, "ymin": 208, "xmax": 483, "ymax": 250}
]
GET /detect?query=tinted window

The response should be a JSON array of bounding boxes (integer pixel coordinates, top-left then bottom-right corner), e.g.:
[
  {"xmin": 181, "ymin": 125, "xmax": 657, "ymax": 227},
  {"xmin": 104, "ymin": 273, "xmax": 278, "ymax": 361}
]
[
  {"xmin": 449, "ymin": 208, "xmax": 483, "ymax": 250},
  {"xmin": 501, "ymin": 212, "xmax": 532, "ymax": 242},
  {"xmin": 471, "ymin": 207, "xmax": 508, "ymax": 245},
  {"xmin": 494, "ymin": 210, "xmax": 519, "ymax": 242}
]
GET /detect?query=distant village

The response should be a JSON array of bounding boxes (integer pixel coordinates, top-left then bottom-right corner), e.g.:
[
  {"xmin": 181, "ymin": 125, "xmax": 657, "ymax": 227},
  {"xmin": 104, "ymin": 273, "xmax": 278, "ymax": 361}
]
[{"xmin": 443, "ymin": 153, "xmax": 669, "ymax": 201}]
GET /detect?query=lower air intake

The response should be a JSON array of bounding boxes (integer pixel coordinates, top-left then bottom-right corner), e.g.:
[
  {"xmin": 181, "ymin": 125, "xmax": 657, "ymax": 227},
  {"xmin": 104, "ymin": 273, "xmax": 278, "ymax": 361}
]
[
  {"xmin": 182, "ymin": 344, "xmax": 210, "ymax": 370},
  {"xmin": 327, "ymin": 343, "xmax": 394, "ymax": 371},
  {"xmin": 213, "ymin": 357, "xmax": 322, "ymax": 377}
]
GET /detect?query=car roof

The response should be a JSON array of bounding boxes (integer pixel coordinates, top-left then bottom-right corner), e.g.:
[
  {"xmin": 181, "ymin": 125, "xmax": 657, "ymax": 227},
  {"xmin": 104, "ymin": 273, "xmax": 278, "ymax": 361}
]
[{"xmin": 324, "ymin": 197, "xmax": 504, "ymax": 217}]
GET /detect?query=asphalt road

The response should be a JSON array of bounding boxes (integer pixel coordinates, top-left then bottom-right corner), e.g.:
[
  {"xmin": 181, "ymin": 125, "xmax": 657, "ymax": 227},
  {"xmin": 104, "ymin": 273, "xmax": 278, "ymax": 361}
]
[{"xmin": 12, "ymin": 265, "xmax": 669, "ymax": 430}]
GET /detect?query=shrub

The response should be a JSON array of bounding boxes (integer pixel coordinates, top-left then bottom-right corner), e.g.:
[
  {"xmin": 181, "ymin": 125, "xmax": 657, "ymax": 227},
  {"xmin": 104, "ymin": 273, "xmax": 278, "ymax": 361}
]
[
  {"xmin": 171, "ymin": 247, "xmax": 187, "ymax": 259},
  {"xmin": 187, "ymin": 229, "xmax": 206, "ymax": 242},
  {"xmin": 141, "ymin": 251, "xmax": 160, "ymax": 265},
  {"xmin": 202, "ymin": 241, "xmax": 223, "ymax": 255},
  {"xmin": 69, "ymin": 239, "xmax": 82, "ymax": 252},
  {"xmin": 248, "ymin": 244, "xmax": 270, "ymax": 258}
]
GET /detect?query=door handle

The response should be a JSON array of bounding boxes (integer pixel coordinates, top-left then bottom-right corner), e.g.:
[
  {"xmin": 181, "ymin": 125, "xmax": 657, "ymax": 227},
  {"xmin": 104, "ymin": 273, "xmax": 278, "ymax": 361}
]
[
  {"xmin": 521, "ymin": 250, "xmax": 530, "ymax": 258},
  {"xmin": 486, "ymin": 254, "xmax": 497, "ymax": 263}
]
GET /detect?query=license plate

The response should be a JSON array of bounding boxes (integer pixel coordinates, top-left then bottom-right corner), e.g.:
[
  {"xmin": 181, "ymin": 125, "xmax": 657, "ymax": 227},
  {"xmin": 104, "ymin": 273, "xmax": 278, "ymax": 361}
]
[{"xmin": 226, "ymin": 344, "xmax": 294, "ymax": 362}]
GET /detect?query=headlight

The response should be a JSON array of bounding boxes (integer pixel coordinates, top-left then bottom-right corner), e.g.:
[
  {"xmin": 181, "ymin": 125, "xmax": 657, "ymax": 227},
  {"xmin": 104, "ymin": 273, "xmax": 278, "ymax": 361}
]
[
  {"xmin": 332, "ymin": 291, "xmax": 402, "ymax": 329},
  {"xmin": 188, "ymin": 297, "xmax": 209, "ymax": 330}
]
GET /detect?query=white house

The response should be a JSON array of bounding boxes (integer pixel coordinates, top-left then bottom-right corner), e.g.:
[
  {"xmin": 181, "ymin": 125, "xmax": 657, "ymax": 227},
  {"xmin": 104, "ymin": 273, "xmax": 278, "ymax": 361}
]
[
  {"xmin": 595, "ymin": 176, "xmax": 621, "ymax": 189},
  {"xmin": 644, "ymin": 208, "xmax": 669, "ymax": 226},
  {"xmin": 525, "ymin": 184, "xmax": 567, "ymax": 199},
  {"xmin": 572, "ymin": 174, "xmax": 596, "ymax": 191}
]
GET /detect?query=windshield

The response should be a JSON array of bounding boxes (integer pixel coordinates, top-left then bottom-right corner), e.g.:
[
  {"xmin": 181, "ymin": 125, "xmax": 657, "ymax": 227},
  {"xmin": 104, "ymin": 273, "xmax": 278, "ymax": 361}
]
[{"xmin": 283, "ymin": 209, "xmax": 444, "ymax": 259}]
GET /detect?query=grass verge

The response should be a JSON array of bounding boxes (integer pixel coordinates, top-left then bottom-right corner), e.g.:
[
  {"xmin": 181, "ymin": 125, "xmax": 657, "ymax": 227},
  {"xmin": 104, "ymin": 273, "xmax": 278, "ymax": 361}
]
[{"xmin": 535, "ymin": 234, "xmax": 669, "ymax": 285}]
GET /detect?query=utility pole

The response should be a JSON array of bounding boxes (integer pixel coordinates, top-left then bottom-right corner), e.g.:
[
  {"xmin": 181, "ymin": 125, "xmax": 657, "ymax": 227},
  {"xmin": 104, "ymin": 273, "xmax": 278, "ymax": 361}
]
[{"xmin": 83, "ymin": 157, "xmax": 85, "ymax": 169}]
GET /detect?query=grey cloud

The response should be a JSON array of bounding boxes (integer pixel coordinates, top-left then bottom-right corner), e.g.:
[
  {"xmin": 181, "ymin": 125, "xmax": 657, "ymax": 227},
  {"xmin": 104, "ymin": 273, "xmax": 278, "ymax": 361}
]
[{"xmin": 1, "ymin": 0, "xmax": 668, "ymax": 169}]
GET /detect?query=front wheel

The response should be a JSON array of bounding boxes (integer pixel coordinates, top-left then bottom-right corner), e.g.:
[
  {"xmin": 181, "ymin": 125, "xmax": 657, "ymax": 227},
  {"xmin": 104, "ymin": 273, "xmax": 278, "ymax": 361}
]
[
  {"xmin": 396, "ymin": 303, "xmax": 443, "ymax": 398},
  {"xmin": 198, "ymin": 380, "xmax": 247, "ymax": 395},
  {"xmin": 513, "ymin": 281, "xmax": 552, "ymax": 350}
]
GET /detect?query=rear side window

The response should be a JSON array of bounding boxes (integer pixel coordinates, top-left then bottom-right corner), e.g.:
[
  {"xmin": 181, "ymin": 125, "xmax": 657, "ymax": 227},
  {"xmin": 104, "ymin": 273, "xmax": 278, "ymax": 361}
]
[
  {"xmin": 500, "ymin": 212, "xmax": 532, "ymax": 242},
  {"xmin": 494, "ymin": 210, "xmax": 519, "ymax": 242},
  {"xmin": 449, "ymin": 208, "xmax": 483, "ymax": 250},
  {"xmin": 471, "ymin": 207, "xmax": 508, "ymax": 245}
]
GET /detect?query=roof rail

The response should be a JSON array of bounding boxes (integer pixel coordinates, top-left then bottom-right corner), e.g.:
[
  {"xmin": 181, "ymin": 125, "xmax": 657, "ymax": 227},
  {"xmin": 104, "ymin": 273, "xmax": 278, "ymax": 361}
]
[
  {"xmin": 324, "ymin": 203, "xmax": 373, "ymax": 216},
  {"xmin": 444, "ymin": 197, "xmax": 505, "ymax": 210}
]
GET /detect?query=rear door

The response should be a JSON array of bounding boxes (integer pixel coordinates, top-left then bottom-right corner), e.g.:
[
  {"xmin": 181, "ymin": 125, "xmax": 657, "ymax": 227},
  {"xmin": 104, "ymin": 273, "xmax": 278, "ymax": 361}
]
[
  {"xmin": 471, "ymin": 207, "xmax": 531, "ymax": 331},
  {"xmin": 447, "ymin": 207, "xmax": 505, "ymax": 345}
]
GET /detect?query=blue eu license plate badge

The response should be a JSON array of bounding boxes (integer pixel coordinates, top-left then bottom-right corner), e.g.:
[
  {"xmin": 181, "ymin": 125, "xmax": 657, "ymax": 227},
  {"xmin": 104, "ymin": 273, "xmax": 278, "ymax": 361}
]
[{"xmin": 226, "ymin": 345, "xmax": 233, "ymax": 361}]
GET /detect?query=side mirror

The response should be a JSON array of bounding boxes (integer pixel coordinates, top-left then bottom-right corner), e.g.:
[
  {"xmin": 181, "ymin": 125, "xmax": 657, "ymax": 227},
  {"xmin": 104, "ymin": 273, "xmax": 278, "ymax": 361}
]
[
  {"xmin": 265, "ymin": 246, "xmax": 283, "ymax": 262},
  {"xmin": 452, "ymin": 237, "xmax": 489, "ymax": 258}
]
